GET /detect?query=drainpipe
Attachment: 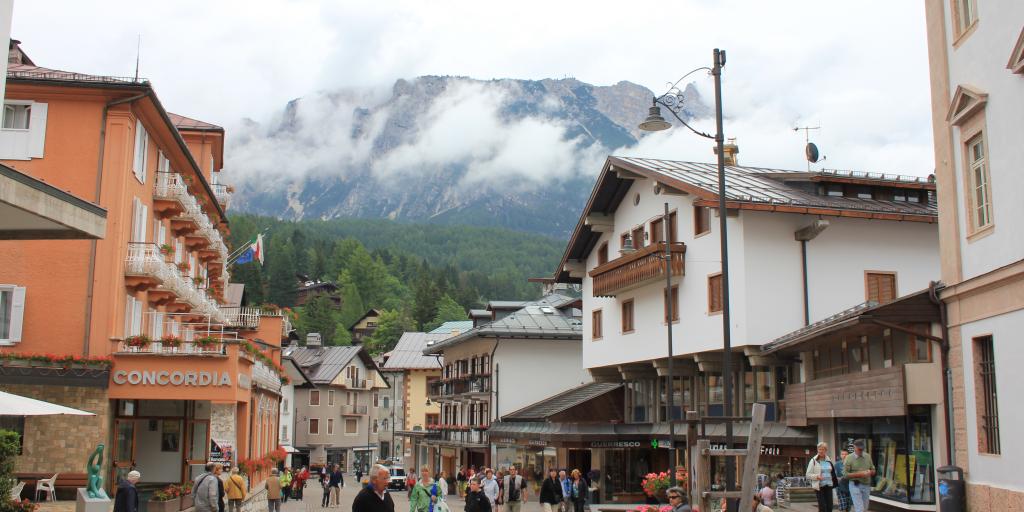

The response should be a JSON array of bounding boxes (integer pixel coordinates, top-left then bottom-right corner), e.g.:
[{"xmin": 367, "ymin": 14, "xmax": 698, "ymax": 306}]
[
  {"xmin": 490, "ymin": 338, "xmax": 501, "ymax": 468},
  {"xmin": 83, "ymin": 91, "xmax": 152, "ymax": 355},
  {"xmin": 794, "ymin": 220, "xmax": 830, "ymax": 325},
  {"xmin": 929, "ymin": 281, "xmax": 955, "ymax": 465}
]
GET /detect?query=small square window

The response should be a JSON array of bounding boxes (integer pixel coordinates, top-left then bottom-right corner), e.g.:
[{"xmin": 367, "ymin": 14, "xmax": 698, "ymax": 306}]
[{"xmin": 2, "ymin": 104, "xmax": 31, "ymax": 130}]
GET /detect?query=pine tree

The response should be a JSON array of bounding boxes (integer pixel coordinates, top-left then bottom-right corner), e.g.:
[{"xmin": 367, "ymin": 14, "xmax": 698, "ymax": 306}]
[
  {"xmin": 337, "ymin": 271, "xmax": 366, "ymax": 328},
  {"xmin": 364, "ymin": 309, "xmax": 414, "ymax": 354},
  {"xmin": 266, "ymin": 234, "xmax": 297, "ymax": 307},
  {"xmin": 424, "ymin": 294, "xmax": 467, "ymax": 332},
  {"xmin": 411, "ymin": 272, "xmax": 441, "ymax": 329},
  {"xmin": 296, "ymin": 293, "xmax": 339, "ymax": 343}
]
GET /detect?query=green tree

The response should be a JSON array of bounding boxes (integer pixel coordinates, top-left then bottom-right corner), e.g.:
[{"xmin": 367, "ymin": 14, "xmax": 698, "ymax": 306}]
[
  {"xmin": 0, "ymin": 429, "xmax": 19, "ymax": 502},
  {"xmin": 424, "ymin": 294, "xmax": 467, "ymax": 332},
  {"xmin": 411, "ymin": 272, "xmax": 441, "ymax": 329},
  {"xmin": 296, "ymin": 293, "xmax": 339, "ymax": 344},
  {"xmin": 332, "ymin": 324, "xmax": 353, "ymax": 346},
  {"xmin": 364, "ymin": 309, "xmax": 414, "ymax": 354},
  {"xmin": 337, "ymin": 271, "xmax": 366, "ymax": 328},
  {"xmin": 266, "ymin": 234, "xmax": 297, "ymax": 307}
]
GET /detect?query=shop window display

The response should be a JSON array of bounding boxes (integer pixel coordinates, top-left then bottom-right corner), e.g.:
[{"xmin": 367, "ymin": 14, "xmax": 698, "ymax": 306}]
[{"xmin": 836, "ymin": 407, "xmax": 934, "ymax": 505}]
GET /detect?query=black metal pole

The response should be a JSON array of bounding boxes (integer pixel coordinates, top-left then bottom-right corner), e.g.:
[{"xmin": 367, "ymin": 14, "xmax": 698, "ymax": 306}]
[
  {"xmin": 664, "ymin": 201, "xmax": 677, "ymax": 486},
  {"xmin": 712, "ymin": 47, "xmax": 736, "ymax": 509}
]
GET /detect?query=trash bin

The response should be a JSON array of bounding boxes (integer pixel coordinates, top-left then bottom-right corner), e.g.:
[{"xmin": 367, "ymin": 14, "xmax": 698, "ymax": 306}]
[{"xmin": 936, "ymin": 465, "xmax": 965, "ymax": 512}]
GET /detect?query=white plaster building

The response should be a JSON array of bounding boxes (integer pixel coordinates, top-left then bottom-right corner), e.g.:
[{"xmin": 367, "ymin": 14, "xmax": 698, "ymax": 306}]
[{"xmin": 924, "ymin": 0, "xmax": 1024, "ymax": 508}]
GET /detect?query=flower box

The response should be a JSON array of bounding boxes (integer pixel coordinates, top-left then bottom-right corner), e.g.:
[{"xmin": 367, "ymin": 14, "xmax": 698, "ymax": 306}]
[
  {"xmin": 179, "ymin": 495, "xmax": 193, "ymax": 511},
  {"xmin": 149, "ymin": 497, "xmax": 180, "ymax": 512},
  {"xmin": 125, "ymin": 335, "xmax": 152, "ymax": 348}
]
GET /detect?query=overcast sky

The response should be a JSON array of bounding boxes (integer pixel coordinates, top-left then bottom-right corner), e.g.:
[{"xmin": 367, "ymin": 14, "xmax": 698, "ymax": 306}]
[{"xmin": 12, "ymin": 0, "xmax": 936, "ymax": 178}]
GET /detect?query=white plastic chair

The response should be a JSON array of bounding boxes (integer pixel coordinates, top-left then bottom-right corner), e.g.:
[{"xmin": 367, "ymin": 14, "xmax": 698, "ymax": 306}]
[
  {"xmin": 35, "ymin": 474, "xmax": 58, "ymax": 502},
  {"xmin": 10, "ymin": 481, "xmax": 25, "ymax": 501}
]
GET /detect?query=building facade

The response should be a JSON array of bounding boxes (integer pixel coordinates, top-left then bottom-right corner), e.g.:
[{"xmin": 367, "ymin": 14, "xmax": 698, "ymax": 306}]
[
  {"xmin": 422, "ymin": 294, "xmax": 590, "ymax": 477},
  {"xmin": 542, "ymin": 156, "xmax": 941, "ymax": 501},
  {"xmin": 287, "ymin": 341, "xmax": 390, "ymax": 472},
  {"xmin": 0, "ymin": 47, "xmax": 289, "ymax": 493},
  {"xmin": 923, "ymin": 1, "xmax": 1024, "ymax": 509},
  {"xmin": 379, "ymin": 332, "xmax": 445, "ymax": 468}
]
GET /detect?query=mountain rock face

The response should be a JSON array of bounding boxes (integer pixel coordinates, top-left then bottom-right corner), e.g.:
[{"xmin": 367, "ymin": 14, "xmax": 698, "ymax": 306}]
[{"xmin": 229, "ymin": 76, "xmax": 709, "ymax": 237}]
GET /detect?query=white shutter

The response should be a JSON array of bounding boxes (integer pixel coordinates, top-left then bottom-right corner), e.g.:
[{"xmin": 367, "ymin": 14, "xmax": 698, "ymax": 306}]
[
  {"xmin": 124, "ymin": 294, "xmax": 133, "ymax": 337},
  {"xmin": 141, "ymin": 204, "xmax": 149, "ymax": 242},
  {"xmin": 8, "ymin": 287, "xmax": 26, "ymax": 342},
  {"xmin": 151, "ymin": 310, "xmax": 164, "ymax": 339},
  {"xmin": 156, "ymin": 220, "xmax": 166, "ymax": 246},
  {"xmin": 130, "ymin": 198, "xmax": 140, "ymax": 242},
  {"xmin": 28, "ymin": 102, "xmax": 47, "ymax": 158},
  {"xmin": 133, "ymin": 120, "xmax": 148, "ymax": 183},
  {"xmin": 189, "ymin": 255, "xmax": 196, "ymax": 278},
  {"xmin": 174, "ymin": 239, "xmax": 183, "ymax": 264},
  {"xmin": 133, "ymin": 299, "xmax": 143, "ymax": 336}
]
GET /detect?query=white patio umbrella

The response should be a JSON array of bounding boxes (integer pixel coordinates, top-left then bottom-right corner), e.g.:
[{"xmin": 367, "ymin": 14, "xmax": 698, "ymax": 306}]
[{"xmin": 0, "ymin": 390, "xmax": 96, "ymax": 416}]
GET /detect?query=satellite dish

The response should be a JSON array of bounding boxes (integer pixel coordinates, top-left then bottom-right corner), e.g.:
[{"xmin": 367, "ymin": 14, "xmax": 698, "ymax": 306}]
[{"xmin": 806, "ymin": 142, "xmax": 820, "ymax": 163}]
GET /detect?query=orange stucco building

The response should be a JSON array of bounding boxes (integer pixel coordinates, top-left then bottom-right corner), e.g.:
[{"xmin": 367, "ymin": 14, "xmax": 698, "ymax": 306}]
[{"xmin": 0, "ymin": 44, "xmax": 285, "ymax": 492}]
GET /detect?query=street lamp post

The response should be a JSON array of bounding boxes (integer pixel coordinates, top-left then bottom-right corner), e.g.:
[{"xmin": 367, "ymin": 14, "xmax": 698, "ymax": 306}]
[{"xmin": 639, "ymin": 47, "xmax": 735, "ymax": 508}]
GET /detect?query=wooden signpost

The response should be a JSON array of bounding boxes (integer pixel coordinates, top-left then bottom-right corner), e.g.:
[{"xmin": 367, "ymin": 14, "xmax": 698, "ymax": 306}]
[{"xmin": 689, "ymin": 403, "xmax": 767, "ymax": 512}]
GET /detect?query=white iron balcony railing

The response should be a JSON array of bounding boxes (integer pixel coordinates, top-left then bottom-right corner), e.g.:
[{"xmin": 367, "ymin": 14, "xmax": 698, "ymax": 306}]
[
  {"xmin": 155, "ymin": 172, "xmax": 188, "ymax": 202},
  {"xmin": 222, "ymin": 306, "xmax": 261, "ymax": 329},
  {"xmin": 125, "ymin": 243, "xmax": 172, "ymax": 281},
  {"xmin": 212, "ymin": 183, "xmax": 231, "ymax": 209}
]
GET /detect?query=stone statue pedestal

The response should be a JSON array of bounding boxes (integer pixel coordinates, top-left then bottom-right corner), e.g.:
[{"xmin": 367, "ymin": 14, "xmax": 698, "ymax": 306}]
[{"xmin": 76, "ymin": 488, "xmax": 111, "ymax": 512}]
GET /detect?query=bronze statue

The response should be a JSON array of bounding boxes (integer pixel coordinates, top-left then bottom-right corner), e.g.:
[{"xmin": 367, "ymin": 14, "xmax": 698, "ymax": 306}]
[{"xmin": 86, "ymin": 444, "xmax": 109, "ymax": 499}]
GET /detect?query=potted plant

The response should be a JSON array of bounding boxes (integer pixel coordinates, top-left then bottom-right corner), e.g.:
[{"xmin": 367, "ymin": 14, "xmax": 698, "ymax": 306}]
[
  {"xmin": 179, "ymin": 482, "xmax": 193, "ymax": 511},
  {"xmin": 125, "ymin": 335, "xmax": 151, "ymax": 350},
  {"xmin": 192, "ymin": 276, "xmax": 205, "ymax": 286},
  {"xmin": 641, "ymin": 471, "xmax": 671, "ymax": 503},
  {"xmin": 149, "ymin": 484, "xmax": 181, "ymax": 512},
  {"xmin": 160, "ymin": 335, "xmax": 183, "ymax": 351},
  {"xmin": 159, "ymin": 244, "xmax": 175, "ymax": 256},
  {"xmin": 9, "ymin": 498, "xmax": 38, "ymax": 512},
  {"xmin": 176, "ymin": 262, "xmax": 190, "ymax": 274},
  {"xmin": 194, "ymin": 336, "xmax": 218, "ymax": 350}
]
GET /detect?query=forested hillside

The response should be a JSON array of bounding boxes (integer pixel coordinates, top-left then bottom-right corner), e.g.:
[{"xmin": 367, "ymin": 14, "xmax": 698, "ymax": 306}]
[{"xmin": 227, "ymin": 214, "xmax": 564, "ymax": 352}]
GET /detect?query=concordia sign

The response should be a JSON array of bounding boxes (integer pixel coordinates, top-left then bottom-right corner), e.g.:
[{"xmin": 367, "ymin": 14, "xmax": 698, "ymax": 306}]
[{"xmin": 113, "ymin": 369, "xmax": 233, "ymax": 387}]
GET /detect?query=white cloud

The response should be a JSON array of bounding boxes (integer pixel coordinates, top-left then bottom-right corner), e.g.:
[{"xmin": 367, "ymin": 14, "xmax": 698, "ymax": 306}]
[{"xmin": 12, "ymin": 0, "xmax": 935, "ymax": 181}]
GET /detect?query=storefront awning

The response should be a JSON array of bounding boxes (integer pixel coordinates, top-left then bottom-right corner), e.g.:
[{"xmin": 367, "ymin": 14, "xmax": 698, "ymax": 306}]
[
  {"xmin": 489, "ymin": 420, "xmax": 815, "ymax": 445},
  {"xmin": 281, "ymin": 445, "xmax": 299, "ymax": 453}
]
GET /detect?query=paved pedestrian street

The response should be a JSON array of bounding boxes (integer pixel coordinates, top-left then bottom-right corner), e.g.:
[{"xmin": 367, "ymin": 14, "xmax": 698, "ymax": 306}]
[{"xmin": 283, "ymin": 481, "xmax": 552, "ymax": 512}]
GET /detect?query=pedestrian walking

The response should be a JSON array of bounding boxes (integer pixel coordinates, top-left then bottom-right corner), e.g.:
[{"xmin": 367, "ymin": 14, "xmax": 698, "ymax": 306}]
[
  {"xmin": 757, "ymin": 481, "xmax": 774, "ymax": 508},
  {"xmin": 356, "ymin": 468, "xmax": 363, "ymax": 485},
  {"xmin": 539, "ymin": 469, "xmax": 562, "ymax": 512},
  {"xmin": 266, "ymin": 469, "xmax": 283, "ymax": 512},
  {"xmin": 465, "ymin": 477, "xmax": 492, "ymax": 512},
  {"xmin": 353, "ymin": 465, "xmax": 395, "ymax": 512},
  {"xmin": 568, "ymin": 470, "xmax": 585, "ymax": 512},
  {"xmin": 558, "ymin": 471, "xmax": 571, "ymax": 512},
  {"xmin": 834, "ymin": 450, "xmax": 852, "ymax": 512},
  {"xmin": 114, "ymin": 470, "xmax": 141, "ymax": 512},
  {"xmin": 193, "ymin": 463, "xmax": 220, "ymax": 512},
  {"xmin": 751, "ymin": 494, "xmax": 773, "ymax": 512},
  {"xmin": 806, "ymin": 442, "xmax": 837, "ymax": 512},
  {"xmin": 215, "ymin": 464, "xmax": 226, "ymax": 512},
  {"xmin": 295, "ymin": 466, "xmax": 310, "ymax": 501},
  {"xmin": 411, "ymin": 465, "xmax": 435, "ymax": 512},
  {"xmin": 226, "ymin": 467, "xmax": 247, "ymax": 512},
  {"xmin": 327, "ymin": 464, "xmax": 344, "ymax": 507},
  {"xmin": 457, "ymin": 467, "xmax": 467, "ymax": 498},
  {"xmin": 843, "ymin": 440, "xmax": 875, "ymax": 512},
  {"xmin": 437, "ymin": 470, "xmax": 450, "ymax": 501},
  {"xmin": 666, "ymin": 487, "xmax": 690, "ymax": 512},
  {"xmin": 280, "ymin": 469, "xmax": 292, "ymax": 503},
  {"xmin": 481, "ymin": 468, "xmax": 499, "ymax": 508},
  {"xmin": 500, "ymin": 466, "xmax": 527, "ymax": 512}
]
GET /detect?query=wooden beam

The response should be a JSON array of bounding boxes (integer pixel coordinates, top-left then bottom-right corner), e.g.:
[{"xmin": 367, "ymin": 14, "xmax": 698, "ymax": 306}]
[
  {"xmin": 738, "ymin": 403, "xmax": 767, "ymax": 512},
  {"xmin": 867, "ymin": 319, "xmax": 943, "ymax": 342},
  {"xmin": 584, "ymin": 214, "xmax": 615, "ymax": 232},
  {"xmin": 614, "ymin": 167, "xmax": 647, "ymax": 180},
  {"xmin": 563, "ymin": 262, "xmax": 586, "ymax": 279},
  {"xmin": 654, "ymin": 183, "xmax": 688, "ymax": 196}
]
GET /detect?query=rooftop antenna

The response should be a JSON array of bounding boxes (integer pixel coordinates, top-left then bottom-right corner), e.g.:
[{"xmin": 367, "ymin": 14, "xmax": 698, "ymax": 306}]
[
  {"xmin": 793, "ymin": 125, "xmax": 825, "ymax": 171},
  {"xmin": 134, "ymin": 35, "xmax": 141, "ymax": 82}
]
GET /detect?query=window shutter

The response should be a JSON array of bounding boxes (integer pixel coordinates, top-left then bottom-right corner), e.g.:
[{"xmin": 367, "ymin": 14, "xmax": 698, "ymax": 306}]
[
  {"xmin": 28, "ymin": 102, "xmax": 47, "ymax": 158},
  {"xmin": 867, "ymin": 273, "xmax": 896, "ymax": 304},
  {"xmin": 141, "ymin": 204, "xmax": 149, "ymax": 242},
  {"xmin": 175, "ymin": 239, "xmax": 183, "ymax": 264},
  {"xmin": 131, "ymin": 298, "xmax": 142, "ymax": 336},
  {"xmin": 8, "ymin": 287, "xmax": 26, "ymax": 342},
  {"xmin": 125, "ymin": 294, "xmax": 133, "ymax": 337},
  {"xmin": 152, "ymin": 311, "xmax": 164, "ymax": 339}
]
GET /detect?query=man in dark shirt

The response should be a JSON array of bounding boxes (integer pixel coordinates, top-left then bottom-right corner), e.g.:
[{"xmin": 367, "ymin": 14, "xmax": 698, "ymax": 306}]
[
  {"xmin": 466, "ymin": 477, "xmax": 492, "ymax": 512},
  {"xmin": 328, "ymin": 464, "xmax": 345, "ymax": 507},
  {"xmin": 353, "ymin": 465, "xmax": 395, "ymax": 512}
]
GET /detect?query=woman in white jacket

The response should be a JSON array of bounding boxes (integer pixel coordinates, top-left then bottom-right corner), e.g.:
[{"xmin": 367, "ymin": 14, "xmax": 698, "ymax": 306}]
[{"xmin": 805, "ymin": 442, "xmax": 836, "ymax": 512}]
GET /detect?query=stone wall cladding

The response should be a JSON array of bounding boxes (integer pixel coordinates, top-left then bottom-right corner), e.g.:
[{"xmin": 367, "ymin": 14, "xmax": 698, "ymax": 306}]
[
  {"xmin": 0, "ymin": 383, "xmax": 110, "ymax": 474},
  {"xmin": 211, "ymin": 403, "xmax": 237, "ymax": 454},
  {"xmin": 967, "ymin": 482, "xmax": 1024, "ymax": 512}
]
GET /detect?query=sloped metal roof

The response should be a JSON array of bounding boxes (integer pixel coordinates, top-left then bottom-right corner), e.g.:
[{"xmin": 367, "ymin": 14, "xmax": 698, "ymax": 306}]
[
  {"xmin": 429, "ymin": 321, "xmax": 474, "ymax": 334},
  {"xmin": 285, "ymin": 345, "xmax": 374, "ymax": 384},
  {"xmin": 469, "ymin": 309, "xmax": 490, "ymax": 318},
  {"xmin": 167, "ymin": 112, "xmax": 224, "ymax": 131},
  {"xmin": 382, "ymin": 333, "xmax": 445, "ymax": 370},
  {"xmin": 424, "ymin": 294, "xmax": 582, "ymax": 355},
  {"xmin": 502, "ymin": 382, "xmax": 621, "ymax": 421}
]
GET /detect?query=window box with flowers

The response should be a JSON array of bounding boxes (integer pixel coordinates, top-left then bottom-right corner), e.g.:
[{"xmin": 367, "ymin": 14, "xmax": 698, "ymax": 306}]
[
  {"xmin": 193, "ymin": 336, "xmax": 219, "ymax": 352},
  {"xmin": 160, "ymin": 335, "xmax": 183, "ymax": 352},
  {"xmin": 149, "ymin": 484, "xmax": 182, "ymax": 512},
  {"xmin": 159, "ymin": 244, "xmax": 175, "ymax": 257},
  {"xmin": 179, "ymin": 482, "xmax": 193, "ymax": 511},
  {"xmin": 176, "ymin": 262, "xmax": 191, "ymax": 274},
  {"xmin": 125, "ymin": 335, "xmax": 152, "ymax": 351},
  {"xmin": 192, "ymin": 276, "xmax": 204, "ymax": 287}
]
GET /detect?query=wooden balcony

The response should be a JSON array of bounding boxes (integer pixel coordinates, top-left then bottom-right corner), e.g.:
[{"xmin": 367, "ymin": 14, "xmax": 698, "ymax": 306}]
[{"xmin": 589, "ymin": 241, "xmax": 686, "ymax": 297}]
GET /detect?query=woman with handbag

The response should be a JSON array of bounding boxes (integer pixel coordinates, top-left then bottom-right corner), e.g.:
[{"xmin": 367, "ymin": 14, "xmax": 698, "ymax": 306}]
[{"xmin": 805, "ymin": 442, "xmax": 837, "ymax": 512}]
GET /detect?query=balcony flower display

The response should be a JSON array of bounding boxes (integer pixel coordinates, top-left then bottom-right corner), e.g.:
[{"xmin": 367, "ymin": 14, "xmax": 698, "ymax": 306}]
[
  {"xmin": 194, "ymin": 336, "xmax": 218, "ymax": 349},
  {"xmin": 125, "ymin": 335, "xmax": 152, "ymax": 348},
  {"xmin": 641, "ymin": 472, "xmax": 671, "ymax": 500},
  {"xmin": 192, "ymin": 276, "xmax": 204, "ymax": 286},
  {"xmin": 176, "ymin": 262, "xmax": 190, "ymax": 273},
  {"xmin": 160, "ymin": 335, "xmax": 183, "ymax": 348},
  {"xmin": 159, "ymin": 244, "xmax": 175, "ymax": 256},
  {"xmin": 0, "ymin": 352, "xmax": 113, "ymax": 369}
]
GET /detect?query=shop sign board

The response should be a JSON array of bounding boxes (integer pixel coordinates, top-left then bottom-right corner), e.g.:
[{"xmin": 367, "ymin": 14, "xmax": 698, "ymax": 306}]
[
  {"xmin": 113, "ymin": 369, "xmax": 232, "ymax": 387},
  {"xmin": 590, "ymin": 440, "xmax": 643, "ymax": 448},
  {"xmin": 785, "ymin": 365, "xmax": 906, "ymax": 425}
]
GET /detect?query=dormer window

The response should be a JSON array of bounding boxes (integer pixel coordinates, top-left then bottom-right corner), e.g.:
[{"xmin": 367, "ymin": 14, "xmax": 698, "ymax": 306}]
[{"xmin": 824, "ymin": 183, "xmax": 844, "ymax": 197}]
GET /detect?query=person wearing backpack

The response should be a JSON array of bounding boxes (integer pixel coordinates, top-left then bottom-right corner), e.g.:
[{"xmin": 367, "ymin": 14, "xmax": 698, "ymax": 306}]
[
  {"xmin": 193, "ymin": 463, "xmax": 222, "ymax": 512},
  {"xmin": 500, "ymin": 466, "xmax": 528, "ymax": 512},
  {"xmin": 226, "ymin": 467, "xmax": 247, "ymax": 512}
]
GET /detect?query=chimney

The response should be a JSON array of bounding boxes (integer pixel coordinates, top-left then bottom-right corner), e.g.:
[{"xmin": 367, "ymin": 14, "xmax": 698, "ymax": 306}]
[
  {"xmin": 306, "ymin": 333, "xmax": 322, "ymax": 348},
  {"xmin": 8, "ymin": 40, "xmax": 34, "ymax": 66},
  {"xmin": 714, "ymin": 138, "xmax": 739, "ymax": 166}
]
